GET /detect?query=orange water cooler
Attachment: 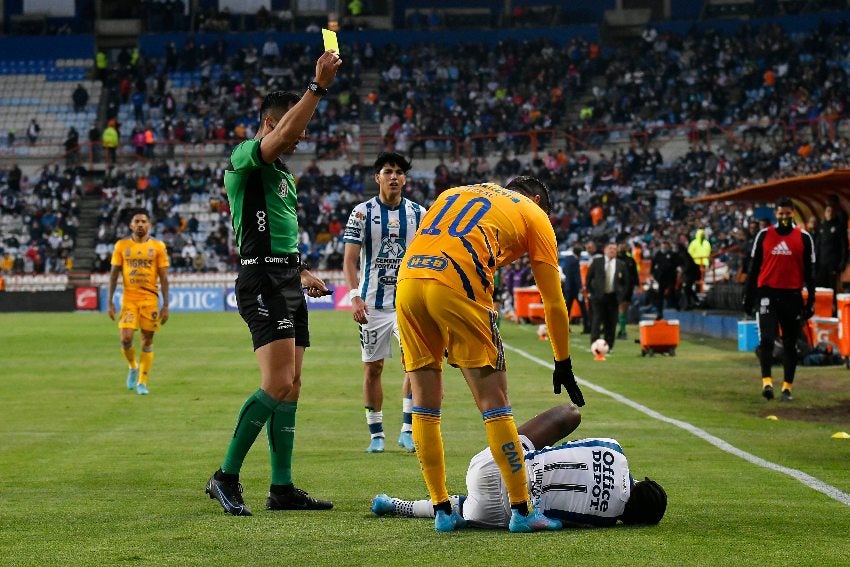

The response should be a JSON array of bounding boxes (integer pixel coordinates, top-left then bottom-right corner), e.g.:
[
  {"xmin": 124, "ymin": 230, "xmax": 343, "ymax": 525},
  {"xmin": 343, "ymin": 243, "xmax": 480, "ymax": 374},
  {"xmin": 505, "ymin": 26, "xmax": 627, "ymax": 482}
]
[
  {"xmin": 837, "ymin": 294, "xmax": 850, "ymax": 364},
  {"xmin": 514, "ymin": 286, "xmax": 542, "ymax": 322},
  {"xmin": 639, "ymin": 319, "xmax": 679, "ymax": 356},
  {"xmin": 802, "ymin": 287, "xmax": 835, "ymax": 317},
  {"xmin": 527, "ymin": 302, "xmax": 546, "ymax": 323}
]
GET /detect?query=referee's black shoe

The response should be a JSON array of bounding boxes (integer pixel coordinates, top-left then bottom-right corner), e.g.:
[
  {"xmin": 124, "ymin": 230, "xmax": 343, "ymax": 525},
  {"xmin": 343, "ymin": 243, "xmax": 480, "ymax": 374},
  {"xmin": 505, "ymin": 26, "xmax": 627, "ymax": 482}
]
[
  {"xmin": 206, "ymin": 470, "xmax": 252, "ymax": 516},
  {"xmin": 266, "ymin": 485, "xmax": 333, "ymax": 510},
  {"xmin": 762, "ymin": 385, "xmax": 774, "ymax": 400}
]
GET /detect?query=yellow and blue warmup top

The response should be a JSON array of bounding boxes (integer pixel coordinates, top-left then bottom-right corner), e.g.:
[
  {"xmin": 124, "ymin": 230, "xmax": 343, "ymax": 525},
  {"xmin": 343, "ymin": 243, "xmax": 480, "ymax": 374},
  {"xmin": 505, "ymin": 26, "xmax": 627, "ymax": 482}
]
[{"xmin": 111, "ymin": 238, "xmax": 169, "ymax": 302}]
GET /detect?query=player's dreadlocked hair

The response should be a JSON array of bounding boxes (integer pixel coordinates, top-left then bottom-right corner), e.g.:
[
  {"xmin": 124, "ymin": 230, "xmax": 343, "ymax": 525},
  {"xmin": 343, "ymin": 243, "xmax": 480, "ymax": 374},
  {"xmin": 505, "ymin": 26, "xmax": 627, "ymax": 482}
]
[
  {"xmin": 259, "ymin": 91, "xmax": 301, "ymax": 121},
  {"xmin": 505, "ymin": 175, "xmax": 551, "ymax": 215},
  {"xmin": 620, "ymin": 477, "xmax": 667, "ymax": 525}
]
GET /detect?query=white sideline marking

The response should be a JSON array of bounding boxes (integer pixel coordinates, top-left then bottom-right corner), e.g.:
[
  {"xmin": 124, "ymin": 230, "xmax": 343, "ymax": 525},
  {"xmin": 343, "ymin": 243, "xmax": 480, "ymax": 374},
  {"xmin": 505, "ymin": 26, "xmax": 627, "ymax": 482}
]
[{"xmin": 504, "ymin": 343, "xmax": 850, "ymax": 507}]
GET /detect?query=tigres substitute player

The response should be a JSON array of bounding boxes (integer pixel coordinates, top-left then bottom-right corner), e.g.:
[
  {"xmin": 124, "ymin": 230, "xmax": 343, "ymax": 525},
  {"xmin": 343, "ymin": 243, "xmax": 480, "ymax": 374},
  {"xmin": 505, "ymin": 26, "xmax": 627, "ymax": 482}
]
[{"xmin": 107, "ymin": 209, "xmax": 169, "ymax": 395}]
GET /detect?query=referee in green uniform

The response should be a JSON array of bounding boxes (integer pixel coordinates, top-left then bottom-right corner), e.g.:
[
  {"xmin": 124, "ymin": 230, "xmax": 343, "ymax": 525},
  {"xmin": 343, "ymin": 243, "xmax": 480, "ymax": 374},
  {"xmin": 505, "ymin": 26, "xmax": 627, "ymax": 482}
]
[{"xmin": 205, "ymin": 49, "xmax": 341, "ymax": 516}]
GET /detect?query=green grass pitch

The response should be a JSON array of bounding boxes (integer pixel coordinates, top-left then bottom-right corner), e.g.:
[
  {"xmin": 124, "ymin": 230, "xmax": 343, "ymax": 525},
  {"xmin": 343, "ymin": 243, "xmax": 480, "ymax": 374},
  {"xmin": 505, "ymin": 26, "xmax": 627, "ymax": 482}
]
[{"xmin": 1, "ymin": 310, "xmax": 849, "ymax": 566}]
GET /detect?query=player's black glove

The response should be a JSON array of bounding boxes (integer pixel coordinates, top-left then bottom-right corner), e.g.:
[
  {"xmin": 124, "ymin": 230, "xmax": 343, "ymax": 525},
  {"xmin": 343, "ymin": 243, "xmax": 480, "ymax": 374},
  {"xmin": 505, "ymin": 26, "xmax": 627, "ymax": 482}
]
[
  {"xmin": 553, "ymin": 357, "xmax": 585, "ymax": 407},
  {"xmin": 802, "ymin": 302, "xmax": 815, "ymax": 320}
]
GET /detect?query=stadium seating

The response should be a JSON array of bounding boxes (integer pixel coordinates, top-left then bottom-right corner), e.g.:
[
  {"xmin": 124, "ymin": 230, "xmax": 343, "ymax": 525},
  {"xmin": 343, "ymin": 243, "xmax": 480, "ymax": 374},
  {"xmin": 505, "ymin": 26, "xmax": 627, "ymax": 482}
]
[{"xmin": 0, "ymin": 58, "xmax": 100, "ymax": 153}]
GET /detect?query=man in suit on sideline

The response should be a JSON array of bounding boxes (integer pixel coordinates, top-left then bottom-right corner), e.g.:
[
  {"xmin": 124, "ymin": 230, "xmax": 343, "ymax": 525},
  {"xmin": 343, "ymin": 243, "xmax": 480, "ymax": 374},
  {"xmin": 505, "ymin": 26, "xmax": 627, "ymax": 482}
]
[{"xmin": 585, "ymin": 242, "xmax": 628, "ymax": 351}]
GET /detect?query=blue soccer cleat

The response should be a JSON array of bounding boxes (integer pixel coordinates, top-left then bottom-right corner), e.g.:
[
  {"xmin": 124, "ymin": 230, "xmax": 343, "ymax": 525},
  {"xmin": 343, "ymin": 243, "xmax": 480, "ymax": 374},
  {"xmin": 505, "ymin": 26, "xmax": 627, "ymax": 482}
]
[
  {"xmin": 366, "ymin": 437, "xmax": 385, "ymax": 453},
  {"xmin": 508, "ymin": 508, "xmax": 563, "ymax": 533},
  {"xmin": 126, "ymin": 367, "xmax": 139, "ymax": 390},
  {"xmin": 136, "ymin": 382, "xmax": 149, "ymax": 395},
  {"xmin": 434, "ymin": 507, "xmax": 466, "ymax": 532},
  {"xmin": 370, "ymin": 493, "xmax": 396, "ymax": 516},
  {"xmin": 397, "ymin": 431, "xmax": 415, "ymax": 452}
]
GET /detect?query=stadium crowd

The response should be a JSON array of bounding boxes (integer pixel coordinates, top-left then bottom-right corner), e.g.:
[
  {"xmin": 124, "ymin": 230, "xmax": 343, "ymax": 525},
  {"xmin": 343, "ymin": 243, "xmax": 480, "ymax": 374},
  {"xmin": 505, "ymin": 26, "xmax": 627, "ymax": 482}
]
[
  {"xmin": 4, "ymin": 19, "xmax": 850, "ymax": 289},
  {"xmin": 0, "ymin": 163, "xmax": 83, "ymax": 274},
  {"xmin": 91, "ymin": 18, "xmax": 850, "ymax": 177}
]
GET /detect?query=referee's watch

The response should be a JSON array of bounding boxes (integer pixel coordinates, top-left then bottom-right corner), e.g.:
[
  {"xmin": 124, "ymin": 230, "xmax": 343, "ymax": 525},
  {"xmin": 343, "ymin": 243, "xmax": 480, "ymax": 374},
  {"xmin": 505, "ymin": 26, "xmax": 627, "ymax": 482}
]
[{"xmin": 307, "ymin": 81, "xmax": 328, "ymax": 96}]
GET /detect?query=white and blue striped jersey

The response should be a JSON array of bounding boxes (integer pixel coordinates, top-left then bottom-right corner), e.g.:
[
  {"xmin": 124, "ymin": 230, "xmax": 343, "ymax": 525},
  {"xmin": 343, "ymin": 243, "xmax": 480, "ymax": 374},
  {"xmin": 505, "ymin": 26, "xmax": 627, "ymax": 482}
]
[
  {"xmin": 526, "ymin": 437, "xmax": 632, "ymax": 527},
  {"xmin": 343, "ymin": 196, "xmax": 426, "ymax": 310}
]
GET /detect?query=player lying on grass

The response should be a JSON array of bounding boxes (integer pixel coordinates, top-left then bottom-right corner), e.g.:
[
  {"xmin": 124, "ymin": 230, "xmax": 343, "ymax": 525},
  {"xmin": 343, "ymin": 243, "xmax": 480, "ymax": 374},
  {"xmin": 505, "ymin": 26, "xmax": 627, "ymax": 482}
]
[{"xmin": 370, "ymin": 404, "xmax": 667, "ymax": 529}]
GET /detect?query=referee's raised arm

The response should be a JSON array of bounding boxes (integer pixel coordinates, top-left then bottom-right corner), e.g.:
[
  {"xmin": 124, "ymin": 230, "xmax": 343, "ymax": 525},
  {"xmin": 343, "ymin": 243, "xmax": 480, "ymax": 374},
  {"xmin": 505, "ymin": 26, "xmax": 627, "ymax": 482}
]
[{"xmin": 259, "ymin": 50, "xmax": 341, "ymax": 163}]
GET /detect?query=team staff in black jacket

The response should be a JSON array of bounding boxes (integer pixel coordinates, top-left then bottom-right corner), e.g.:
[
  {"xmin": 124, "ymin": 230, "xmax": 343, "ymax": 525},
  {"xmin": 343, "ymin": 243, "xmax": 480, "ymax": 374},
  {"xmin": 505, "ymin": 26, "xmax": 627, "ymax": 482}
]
[{"xmin": 743, "ymin": 197, "xmax": 815, "ymax": 402}]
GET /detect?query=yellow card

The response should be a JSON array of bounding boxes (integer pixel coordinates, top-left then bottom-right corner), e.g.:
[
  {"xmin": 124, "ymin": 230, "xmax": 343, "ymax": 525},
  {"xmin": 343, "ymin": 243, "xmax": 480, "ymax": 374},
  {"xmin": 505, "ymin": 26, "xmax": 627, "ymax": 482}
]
[{"xmin": 322, "ymin": 28, "xmax": 339, "ymax": 54}]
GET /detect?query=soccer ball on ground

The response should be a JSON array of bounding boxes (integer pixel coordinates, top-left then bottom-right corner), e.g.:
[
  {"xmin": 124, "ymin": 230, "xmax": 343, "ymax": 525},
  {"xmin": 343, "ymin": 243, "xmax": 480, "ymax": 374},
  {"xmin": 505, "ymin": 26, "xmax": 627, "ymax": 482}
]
[{"xmin": 591, "ymin": 338, "xmax": 609, "ymax": 357}]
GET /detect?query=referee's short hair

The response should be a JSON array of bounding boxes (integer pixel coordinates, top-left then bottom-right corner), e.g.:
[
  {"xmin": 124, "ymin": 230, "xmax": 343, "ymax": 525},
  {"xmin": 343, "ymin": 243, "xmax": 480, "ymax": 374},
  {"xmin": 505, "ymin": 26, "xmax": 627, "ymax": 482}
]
[{"xmin": 260, "ymin": 91, "xmax": 300, "ymax": 120}]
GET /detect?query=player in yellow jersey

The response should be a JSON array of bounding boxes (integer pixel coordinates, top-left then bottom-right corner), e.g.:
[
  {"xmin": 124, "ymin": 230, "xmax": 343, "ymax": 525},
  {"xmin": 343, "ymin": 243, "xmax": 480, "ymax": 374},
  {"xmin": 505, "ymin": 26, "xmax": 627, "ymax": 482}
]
[
  {"xmin": 107, "ymin": 209, "xmax": 170, "ymax": 395},
  {"xmin": 396, "ymin": 176, "xmax": 585, "ymax": 533}
]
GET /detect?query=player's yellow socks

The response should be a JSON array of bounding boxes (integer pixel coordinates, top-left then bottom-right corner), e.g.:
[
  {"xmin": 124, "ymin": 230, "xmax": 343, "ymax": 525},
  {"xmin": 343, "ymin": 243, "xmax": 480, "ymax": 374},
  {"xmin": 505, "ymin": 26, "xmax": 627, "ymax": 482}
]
[
  {"xmin": 483, "ymin": 407, "xmax": 530, "ymax": 507},
  {"xmin": 139, "ymin": 350, "xmax": 154, "ymax": 385},
  {"xmin": 782, "ymin": 381, "xmax": 793, "ymax": 392},
  {"xmin": 762, "ymin": 377, "xmax": 773, "ymax": 389},
  {"xmin": 412, "ymin": 408, "xmax": 449, "ymax": 506},
  {"xmin": 122, "ymin": 346, "xmax": 137, "ymax": 369}
]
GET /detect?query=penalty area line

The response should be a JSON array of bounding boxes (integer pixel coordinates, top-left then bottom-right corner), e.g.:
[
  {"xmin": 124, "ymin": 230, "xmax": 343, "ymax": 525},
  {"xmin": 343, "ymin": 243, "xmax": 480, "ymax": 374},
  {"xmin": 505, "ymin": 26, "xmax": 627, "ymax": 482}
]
[{"xmin": 504, "ymin": 342, "xmax": 850, "ymax": 507}]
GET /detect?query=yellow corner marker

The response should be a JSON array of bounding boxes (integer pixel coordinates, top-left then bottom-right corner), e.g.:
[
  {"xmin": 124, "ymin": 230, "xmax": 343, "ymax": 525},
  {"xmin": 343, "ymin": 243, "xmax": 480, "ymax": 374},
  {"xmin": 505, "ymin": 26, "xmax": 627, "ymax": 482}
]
[
  {"xmin": 765, "ymin": 415, "xmax": 778, "ymax": 421},
  {"xmin": 322, "ymin": 28, "xmax": 339, "ymax": 54},
  {"xmin": 831, "ymin": 431, "xmax": 850, "ymax": 439}
]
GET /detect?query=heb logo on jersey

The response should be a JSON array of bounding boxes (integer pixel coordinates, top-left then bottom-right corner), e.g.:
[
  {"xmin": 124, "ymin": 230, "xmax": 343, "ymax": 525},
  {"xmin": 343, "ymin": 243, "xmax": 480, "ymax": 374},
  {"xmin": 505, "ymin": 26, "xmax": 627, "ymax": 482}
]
[
  {"xmin": 407, "ymin": 255, "xmax": 447, "ymax": 271},
  {"xmin": 771, "ymin": 241, "xmax": 792, "ymax": 255}
]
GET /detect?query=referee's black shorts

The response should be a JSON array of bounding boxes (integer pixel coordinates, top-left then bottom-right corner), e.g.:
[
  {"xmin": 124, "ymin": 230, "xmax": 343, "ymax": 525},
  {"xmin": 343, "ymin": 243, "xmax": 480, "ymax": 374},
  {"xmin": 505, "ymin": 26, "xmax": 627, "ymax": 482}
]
[{"xmin": 235, "ymin": 262, "xmax": 309, "ymax": 350}]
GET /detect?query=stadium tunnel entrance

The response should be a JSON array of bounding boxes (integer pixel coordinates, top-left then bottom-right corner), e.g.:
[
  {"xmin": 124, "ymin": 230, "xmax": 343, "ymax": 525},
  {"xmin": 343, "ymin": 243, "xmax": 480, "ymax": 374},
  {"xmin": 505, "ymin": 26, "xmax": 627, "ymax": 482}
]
[{"xmin": 686, "ymin": 168, "xmax": 850, "ymax": 222}]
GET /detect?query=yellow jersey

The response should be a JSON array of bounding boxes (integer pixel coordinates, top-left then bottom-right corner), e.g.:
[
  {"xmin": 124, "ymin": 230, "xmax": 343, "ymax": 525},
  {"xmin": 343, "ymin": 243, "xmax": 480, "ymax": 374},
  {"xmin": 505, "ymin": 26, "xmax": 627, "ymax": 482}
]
[
  {"xmin": 399, "ymin": 183, "xmax": 559, "ymax": 307},
  {"xmin": 111, "ymin": 237, "xmax": 169, "ymax": 302}
]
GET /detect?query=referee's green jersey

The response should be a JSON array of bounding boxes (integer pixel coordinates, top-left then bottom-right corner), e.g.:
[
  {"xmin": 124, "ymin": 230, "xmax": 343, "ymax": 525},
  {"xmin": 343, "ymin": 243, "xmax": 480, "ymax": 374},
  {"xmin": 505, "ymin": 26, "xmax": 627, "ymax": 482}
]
[{"xmin": 224, "ymin": 139, "xmax": 299, "ymax": 257}]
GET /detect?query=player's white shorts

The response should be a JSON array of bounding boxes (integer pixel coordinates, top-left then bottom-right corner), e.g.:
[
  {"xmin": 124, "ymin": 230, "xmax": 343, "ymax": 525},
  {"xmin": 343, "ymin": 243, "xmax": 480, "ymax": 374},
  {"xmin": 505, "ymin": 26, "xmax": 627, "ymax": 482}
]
[
  {"xmin": 462, "ymin": 435, "xmax": 534, "ymax": 528},
  {"xmin": 359, "ymin": 309, "xmax": 400, "ymax": 363}
]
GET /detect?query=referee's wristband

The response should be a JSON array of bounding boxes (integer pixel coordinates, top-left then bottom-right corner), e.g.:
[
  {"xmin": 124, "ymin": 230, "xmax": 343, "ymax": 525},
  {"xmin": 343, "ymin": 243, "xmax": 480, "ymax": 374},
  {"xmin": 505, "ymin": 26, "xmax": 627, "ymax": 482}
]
[{"xmin": 348, "ymin": 289, "xmax": 361, "ymax": 301}]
